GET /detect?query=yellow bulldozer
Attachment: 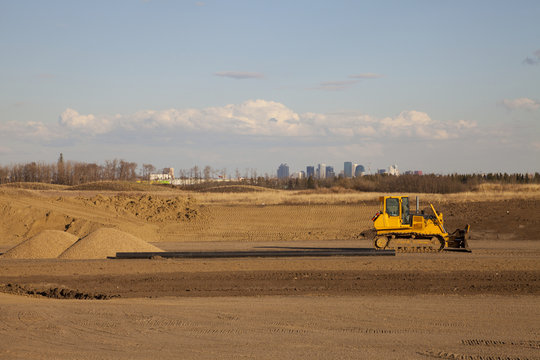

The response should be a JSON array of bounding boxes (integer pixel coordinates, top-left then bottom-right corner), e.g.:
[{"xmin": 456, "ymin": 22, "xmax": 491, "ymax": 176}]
[{"xmin": 370, "ymin": 195, "xmax": 470, "ymax": 252}]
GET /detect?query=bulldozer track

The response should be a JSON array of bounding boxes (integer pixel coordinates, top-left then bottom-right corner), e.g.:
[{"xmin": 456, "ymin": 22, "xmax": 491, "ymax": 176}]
[{"xmin": 373, "ymin": 233, "xmax": 445, "ymax": 253}]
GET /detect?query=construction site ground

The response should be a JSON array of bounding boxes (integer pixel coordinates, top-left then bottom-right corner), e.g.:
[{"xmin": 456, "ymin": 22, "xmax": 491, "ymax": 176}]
[{"xmin": 0, "ymin": 187, "xmax": 539, "ymax": 359}]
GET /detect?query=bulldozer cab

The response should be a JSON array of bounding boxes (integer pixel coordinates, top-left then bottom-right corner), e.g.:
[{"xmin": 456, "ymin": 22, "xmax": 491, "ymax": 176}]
[{"xmin": 379, "ymin": 196, "xmax": 410, "ymax": 228}]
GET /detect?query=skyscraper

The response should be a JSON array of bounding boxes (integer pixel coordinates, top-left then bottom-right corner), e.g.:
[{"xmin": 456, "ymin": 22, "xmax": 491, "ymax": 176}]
[
  {"xmin": 344, "ymin": 162, "xmax": 353, "ymax": 178},
  {"xmin": 277, "ymin": 163, "xmax": 290, "ymax": 179},
  {"xmin": 354, "ymin": 164, "xmax": 365, "ymax": 177},
  {"xmin": 317, "ymin": 164, "xmax": 326, "ymax": 179},
  {"xmin": 326, "ymin": 166, "xmax": 335, "ymax": 178},
  {"xmin": 306, "ymin": 166, "xmax": 315, "ymax": 178}
]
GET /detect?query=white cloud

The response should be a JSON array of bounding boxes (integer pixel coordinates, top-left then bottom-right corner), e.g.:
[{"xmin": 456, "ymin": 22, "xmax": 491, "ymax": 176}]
[
  {"xmin": 349, "ymin": 73, "xmax": 383, "ymax": 79},
  {"xmin": 499, "ymin": 98, "xmax": 540, "ymax": 111},
  {"xmin": 0, "ymin": 120, "xmax": 61, "ymax": 141},
  {"xmin": 51, "ymin": 100, "xmax": 473, "ymax": 144},
  {"xmin": 379, "ymin": 110, "xmax": 455, "ymax": 139},
  {"xmin": 214, "ymin": 71, "xmax": 264, "ymax": 79},
  {"xmin": 454, "ymin": 119, "xmax": 477, "ymax": 130},
  {"xmin": 523, "ymin": 49, "xmax": 540, "ymax": 65},
  {"xmin": 0, "ymin": 100, "xmax": 477, "ymax": 151},
  {"xmin": 59, "ymin": 108, "xmax": 114, "ymax": 134}
]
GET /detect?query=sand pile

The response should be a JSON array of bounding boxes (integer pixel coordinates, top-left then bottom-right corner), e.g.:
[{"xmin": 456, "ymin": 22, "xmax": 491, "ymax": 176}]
[
  {"xmin": 1, "ymin": 230, "xmax": 79, "ymax": 259},
  {"xmin": 58, "ymin": 228, "xmax": 163, "ymax": 259}
]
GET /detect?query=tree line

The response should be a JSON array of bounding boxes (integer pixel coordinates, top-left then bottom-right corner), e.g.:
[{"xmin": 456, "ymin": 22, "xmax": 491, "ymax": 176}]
[
  {"xmin": 183, "ymin": 172, "xmax": 540, "ymax": 194},
  {"xmin": 0, "ymin": 155, "xmax": 149, "ymax": 185},
  {"xmin": 0, "ymin": 155, "xmax": 538, "ymax": 193}
]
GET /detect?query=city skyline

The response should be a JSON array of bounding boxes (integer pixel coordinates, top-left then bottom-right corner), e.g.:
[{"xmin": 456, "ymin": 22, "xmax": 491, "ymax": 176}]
[{"xmin": 1, "ymin": 1, "xmax": 539, "ymax": 175}]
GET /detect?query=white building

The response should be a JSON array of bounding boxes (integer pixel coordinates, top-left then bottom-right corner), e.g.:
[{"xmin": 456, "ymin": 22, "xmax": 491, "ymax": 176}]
[
  {"xmin": 291, "ymin": 171, "xmax": 305, "ymax": 179},
  {"xmin": 149, "ymin": 173, "xmax": 173, "ymax": 182},
  {"xmin": 388, "ymin": 164, "xmax": 399, "ymax": 176}
]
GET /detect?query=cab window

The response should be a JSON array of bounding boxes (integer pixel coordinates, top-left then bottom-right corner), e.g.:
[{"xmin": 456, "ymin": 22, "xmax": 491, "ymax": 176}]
[
  {"xmin": 386, "ymin": 198, "xmax": 399, "ymax": 216},
  {"xmin": 401, "ymin": 197, "xmax": 410, "ymax": 224}
]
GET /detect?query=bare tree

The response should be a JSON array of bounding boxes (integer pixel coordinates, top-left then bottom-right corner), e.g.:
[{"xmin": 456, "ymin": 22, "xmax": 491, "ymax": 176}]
[
  {"xmin": 104, "ymin": 159, "xmax": 118, "ymax": 180},
  {"xmin": 56, "ymin": 153, "xmax": 65, "ymax": 184},
  {"xmin": 64, "ymin": 160, "xmax": 74, "ymax": 185},
  {"xmin": 0, "ymin": 166, "xmax": 8, "ymax": 184},
  {"xmin": 118, "ymin": 160, "xmax": 137, "ymax": 181},
  {"xmin": 178, "ymin": 168, "xmax": 188, "ymax": 179},
  {"xmin": 203, "ymin": 165, "xmax": 212, "ymax": 180},
  {"xmin": 22, "ymin": 162, "xmax": 37, "ymax": 182},
  {"xmin": 191, "ymin": 165, "xmax": 200, "ymax": 181},
  {"xmin": 142, "ymin": 164, "xmax": 156, "ymax": 180}
]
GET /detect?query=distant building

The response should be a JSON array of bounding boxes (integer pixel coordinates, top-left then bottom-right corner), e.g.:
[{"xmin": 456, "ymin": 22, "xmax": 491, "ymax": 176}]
[
  {"xmin": 354, "ymin": 164, "xmax": 365, "ymax": 177},
  {"xmin": 149, "ymin": 173, "xmax": 172, "ymax": 182},
  {"xmin": 317, "ymin": 164, "xmax": 326, "ymax": 179},
  {"xmin": 277, "ymin": 163, "xmax": 290, "ymax": 179},
  {"xmin": 404, "ymin": 170, "xmax": 423, "ymax": 175},
  {"xmin": 388, "ymin": 164, "xmax": 399, "ymax": 176},
  {"xmin": 326, "ymin": 166, "xmax": 335, "ymax": 178},
  {"xmin": 149, "ymin": 167, "xmax": 175, "ymax": 182},
  {"xmin": 344, "ymin": 162, "xmax": 353, "ymax": 178},
  {"xmin": 377, "ymin": 169, "xmax": 387, "ymax": 175},
  {"xmin": 163, "ymin": 167, "xmax": 175, "ymax": 179},
  {"xmin": 292, "ymin": 171, "xmax": 305, "ymax": 179},
  {"xmin": 306, "ymin": 166, "xmax": 315, "ymax": 178}
]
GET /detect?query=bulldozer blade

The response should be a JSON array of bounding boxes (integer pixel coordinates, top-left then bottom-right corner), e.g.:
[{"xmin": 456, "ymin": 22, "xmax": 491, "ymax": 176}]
[{"xmin": 445, "ymin": 224, "xmax": 471, "ymax": 252}]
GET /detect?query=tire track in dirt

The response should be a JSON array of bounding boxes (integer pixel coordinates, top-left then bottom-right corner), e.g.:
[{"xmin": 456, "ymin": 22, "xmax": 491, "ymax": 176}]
[
  {"xmin": 462, "ymin": 339, "xmax": 540, "ymax": 350},
  {"xmin": 418, "ymin": 349, "xmax": 534, "ymax": 360},
  {"xmin": 323, "ymin": 326, "xmax": 429, "ymax": 335}
]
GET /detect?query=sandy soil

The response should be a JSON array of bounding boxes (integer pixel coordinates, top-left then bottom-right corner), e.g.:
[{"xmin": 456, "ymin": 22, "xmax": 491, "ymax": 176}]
[
  {"xmin": 1, "ymin": 293, "xmax": 538, "ymax": 360},
  {"xmin": 0, "ymin": 188, "xmax": 539, "ymax": 359}
]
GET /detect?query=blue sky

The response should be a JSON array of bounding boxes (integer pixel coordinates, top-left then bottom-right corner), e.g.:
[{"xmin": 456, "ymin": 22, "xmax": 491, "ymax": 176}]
[{"xmin": 1, "ymin": 0, "xmax": 539, "ymax": 176}]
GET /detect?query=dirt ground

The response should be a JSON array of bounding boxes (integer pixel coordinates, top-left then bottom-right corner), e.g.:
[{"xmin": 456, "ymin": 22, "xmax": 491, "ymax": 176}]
[
  {"xmin": 0, "ymin": 187, "xmax": 539, "ymax": 359},
  {"xmin": 1, "ymin": 293, "xmax": 538, "ymax": 360}
]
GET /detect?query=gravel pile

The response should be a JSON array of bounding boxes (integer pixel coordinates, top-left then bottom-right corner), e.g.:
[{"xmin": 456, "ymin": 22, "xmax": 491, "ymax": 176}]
[
  {"xmin": 58, "ymin": 228, "xmax": 163, "ymax": 259},
  {"xmin": 1, "ymin": 230, "xmax": 79, "ymax": 259}
]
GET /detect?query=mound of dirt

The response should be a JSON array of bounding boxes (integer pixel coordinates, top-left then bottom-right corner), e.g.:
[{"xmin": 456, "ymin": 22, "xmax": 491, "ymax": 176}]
[
  {"xmin": 1, "ymin": 230, "xmax": 79, "ymax": 259},
  {"xmin": 0, "ymin": 283, "xmax": 116, "ymax": 300},
  {"xmin": 69, "ymin": 181, "xmax": 169, "ymax": 192},
  {"xmin": 77, "ymin": 194, "xmax": 199, "ymax": 222},
  {"xmin": 58, "ymin": 228, "xmax": 163, "ymax": 259}
]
